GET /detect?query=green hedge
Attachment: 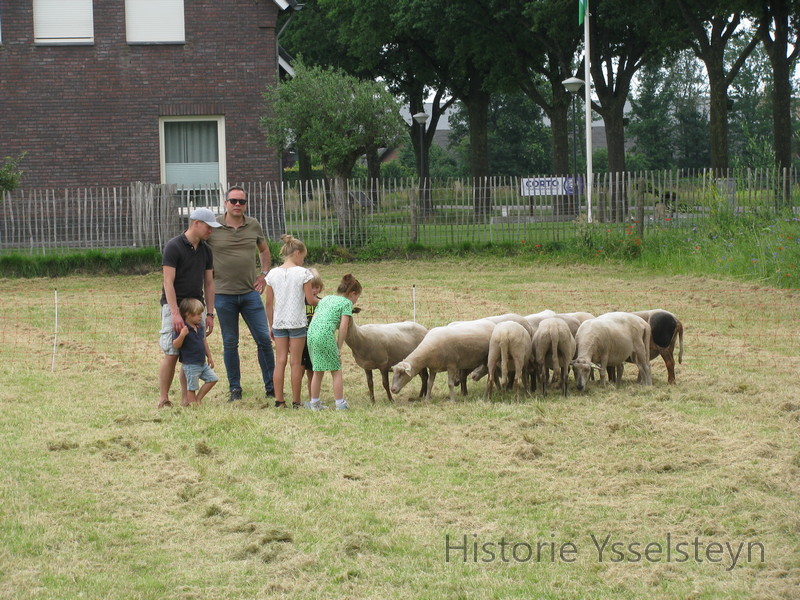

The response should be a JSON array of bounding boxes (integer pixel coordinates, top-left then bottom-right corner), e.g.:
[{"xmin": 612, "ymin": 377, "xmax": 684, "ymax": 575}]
[{"xmin": 0, "ymin": 248, "xmax": 162, "ymax": 278}]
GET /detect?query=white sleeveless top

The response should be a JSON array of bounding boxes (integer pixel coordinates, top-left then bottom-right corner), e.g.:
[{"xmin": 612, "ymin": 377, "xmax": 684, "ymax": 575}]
[{"xmin": 266, "ymin": 266, "xmax": 313, "ymax": 329}]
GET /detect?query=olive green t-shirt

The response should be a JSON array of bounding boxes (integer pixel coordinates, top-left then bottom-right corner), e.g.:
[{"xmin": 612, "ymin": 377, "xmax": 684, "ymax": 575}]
[{"xmin": 207, "ymin": 214, "xmax": 266, "ymax": 295}]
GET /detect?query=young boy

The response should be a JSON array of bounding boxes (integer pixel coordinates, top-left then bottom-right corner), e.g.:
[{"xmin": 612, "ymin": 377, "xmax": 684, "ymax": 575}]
[{"xmin": 172, "ymin": 298, "xmax": 218, "ymax": 406}]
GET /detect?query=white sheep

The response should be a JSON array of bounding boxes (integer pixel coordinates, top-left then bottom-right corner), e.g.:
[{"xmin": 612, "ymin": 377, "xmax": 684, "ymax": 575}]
[
  {"xmin": 485, "ymin": 321, "xmax": 532, "ymax": 402},
  {"xmin": 391, "ymin": 318, "xmax": 496, "ymax": 402},
  {"xmin": 469, "ymin": 314, "xmax": 534, "ymax": 384},
  {"xmin": 345, "ymin": 314, "xmax": 429, "ymax": 403},
  {"xmin": 531, "ymin": 317, "xmax": 576, "ymax": 397},
  {"xmin": 571, "ymin": 312, "xmax": 653, "ymax": 391}
]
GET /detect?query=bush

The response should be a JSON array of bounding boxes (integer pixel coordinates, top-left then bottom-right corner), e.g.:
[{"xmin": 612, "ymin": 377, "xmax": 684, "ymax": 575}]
[{"xmin": 0, "ymin": 248, "xmax": 162, "ymax": 278}]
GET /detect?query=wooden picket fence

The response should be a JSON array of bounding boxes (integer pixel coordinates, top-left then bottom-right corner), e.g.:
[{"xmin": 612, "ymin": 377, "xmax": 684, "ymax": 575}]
[{"xmin": 0, "ymin": 168, "xmax": 797, "ymax": 254}]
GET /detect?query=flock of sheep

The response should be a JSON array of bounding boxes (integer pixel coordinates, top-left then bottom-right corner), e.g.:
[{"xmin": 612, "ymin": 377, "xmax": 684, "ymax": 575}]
[{"xmin": 343, "ymin": 309, "xmax": 684, "ymax": 402}]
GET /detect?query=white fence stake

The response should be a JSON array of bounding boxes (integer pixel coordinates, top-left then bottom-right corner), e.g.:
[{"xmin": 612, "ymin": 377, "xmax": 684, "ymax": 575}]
[
  {"xmin": 412, "ymin": 285, "xmax": 416, "ymax": 323},
  {"xmin": 51, "ymin": 289, "xmax": 59, "ymax": 372}
]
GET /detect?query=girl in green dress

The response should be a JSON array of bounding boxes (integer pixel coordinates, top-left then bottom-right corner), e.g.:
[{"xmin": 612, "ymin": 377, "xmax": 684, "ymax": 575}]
[{"xmin": 306, "ymin": 274, "xmax": 362, "ymax": 410}]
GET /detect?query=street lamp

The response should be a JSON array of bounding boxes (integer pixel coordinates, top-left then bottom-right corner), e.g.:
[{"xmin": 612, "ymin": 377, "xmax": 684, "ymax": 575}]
[
  {"xmin": 412, "ymin": 111, "xmax": 429, "ymax": 182},
  {"xmin": 562, "ymin": 77, "xmax": 584, "ymax": 207}
]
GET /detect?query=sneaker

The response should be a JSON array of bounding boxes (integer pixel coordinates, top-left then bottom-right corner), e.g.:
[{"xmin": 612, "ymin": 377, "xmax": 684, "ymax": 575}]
[
  {"xmin": 335, "ymin": 400, "xmax": 349, "ymax": 410},
  {"xmin": 228, "ymin": 389, "xmax": 242, "ymax": 403},
  {"xmin": 304, "ymin": 401, "xmax": 328, "ymax": 411}
]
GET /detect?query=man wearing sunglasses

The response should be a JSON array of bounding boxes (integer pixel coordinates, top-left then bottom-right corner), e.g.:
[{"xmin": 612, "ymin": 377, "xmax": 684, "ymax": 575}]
[{"xmin": 207, "ymin": 185, "xmax": 275, "ymax": 403}]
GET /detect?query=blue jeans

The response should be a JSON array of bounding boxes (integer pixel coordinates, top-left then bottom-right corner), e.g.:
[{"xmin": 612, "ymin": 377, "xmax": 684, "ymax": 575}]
[{"xmin": 215, "ymin": 291, "xmax": 275, "ymax": 395}]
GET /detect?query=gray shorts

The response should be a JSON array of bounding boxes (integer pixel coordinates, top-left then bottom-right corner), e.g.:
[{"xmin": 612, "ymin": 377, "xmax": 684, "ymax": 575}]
[
  {"xmin": 160, "ymin": 304, "xmax": 206, "ymax": 355},
  {"xmin": 272, "ymin": 326, "xmax": 307, "ymax": 339},
  {"xmin": 182, "ymin": 363, "xmax": 219, "ymax": 391}
]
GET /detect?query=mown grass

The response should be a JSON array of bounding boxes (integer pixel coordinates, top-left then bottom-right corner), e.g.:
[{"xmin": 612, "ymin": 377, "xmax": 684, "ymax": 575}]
[{"xmin": 0, "ymin": 260, "xmax": 798, "ymax": 599}]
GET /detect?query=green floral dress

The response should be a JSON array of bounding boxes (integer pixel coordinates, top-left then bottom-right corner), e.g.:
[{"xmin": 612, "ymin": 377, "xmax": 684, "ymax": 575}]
[{"xmin": 306, "ymin": 295, "xmax": 353, "ymax": 371}]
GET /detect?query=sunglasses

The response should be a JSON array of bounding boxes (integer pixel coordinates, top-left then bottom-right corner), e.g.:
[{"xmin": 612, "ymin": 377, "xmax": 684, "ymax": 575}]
[{"xmin": 227, "ymin": 198, "xmax": 247, "ymax": 205}]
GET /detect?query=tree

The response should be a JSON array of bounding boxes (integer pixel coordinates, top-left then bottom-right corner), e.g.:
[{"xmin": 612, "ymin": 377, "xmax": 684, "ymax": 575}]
[
  {"xmin": 728, "ymin": 37, "xmax": 777, "ymax": 167},
  {"xmin": 628, "ymin": 61, "xmax": 679, "ymax": 169},
  {"xmin": 676, "ymin": 0, "xmax": 761, "ymax": 171},
  {"xmin": 0, "ymin": 153, "xmax": 25, "ymax": 193},
  {"xmin": 756, "ymin": 0, "xmax": 800, "ymax": 172},
  {"xmin": 448, "ymin": 94, "xmax": 551, "ymax": 177},
  {"xmin": 588, "ymin": 0, "xmax": 687, "ymax": 176},
  {"xmin": 261, "ymin": 62, "xmax": 404, "ymax": 243}
]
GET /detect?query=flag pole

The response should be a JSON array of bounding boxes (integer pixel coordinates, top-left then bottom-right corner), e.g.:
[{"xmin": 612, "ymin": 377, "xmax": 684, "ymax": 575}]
[{"xmin": 583, "ymin": 2, "xmax": 593, "ymax": 223}]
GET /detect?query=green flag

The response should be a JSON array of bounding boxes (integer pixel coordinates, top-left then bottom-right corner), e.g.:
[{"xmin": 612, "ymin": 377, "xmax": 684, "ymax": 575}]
[{"xmin": 579, "ymin": 0, "xmax": 587, "ymax": 25}]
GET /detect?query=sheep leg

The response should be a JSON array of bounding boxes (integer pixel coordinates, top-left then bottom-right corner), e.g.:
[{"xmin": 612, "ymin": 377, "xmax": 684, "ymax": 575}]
[
  {"xmin": 659, "ymin": 347, "xmax": 676, "ymax": 384},
  {"xmin": 380, "ymin": 369, "xmax": 393, "ymax": 402},
  {"xmin": 460, "ymin": 369, "xmax": 469, "ymax": 396},
  {"xmin": 418, "ymin": 368, "xmax": 429, "ymax": 399},
  {"xmin": 425, "ymin": 370, "xmax": 437, "ymax": 402},
  {"xmin": 447, "ymin": 368, "xmax": 459, "ymax": 402},
  {"xmin": 485, "ymin": 362, "xmax": 495, "ymax": 401},
  {"xmin": 560, "ymin": 364, "xmax": 568, "ymax": 397},
  {"xmin": 365, "ymin": 370, "xmax": 376, "ymax": 403}
]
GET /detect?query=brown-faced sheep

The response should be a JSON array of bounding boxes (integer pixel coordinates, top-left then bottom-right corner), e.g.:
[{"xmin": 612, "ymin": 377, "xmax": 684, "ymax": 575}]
[{"xmin": 632, "ymin": 309, "xmax": 684, "ymax": 384}]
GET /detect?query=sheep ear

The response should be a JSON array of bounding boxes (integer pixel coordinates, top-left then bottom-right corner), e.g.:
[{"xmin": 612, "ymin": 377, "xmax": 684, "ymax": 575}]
[
  {"xmin": 352, "ymin": 306, "xmax": 362, "ymax": 314},
  {"xmin": 404, "ymin": 364, "xmax": 413, "ymax": 376},
  {"xmin": 590, "ymin": 362, "xmax": 602, "ymax": 371}
]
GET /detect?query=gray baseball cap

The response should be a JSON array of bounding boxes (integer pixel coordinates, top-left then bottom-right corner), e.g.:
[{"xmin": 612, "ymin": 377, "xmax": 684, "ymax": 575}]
[{"xmin": 189, "ymin": 207, "xmax": 222, "ymax": 227}]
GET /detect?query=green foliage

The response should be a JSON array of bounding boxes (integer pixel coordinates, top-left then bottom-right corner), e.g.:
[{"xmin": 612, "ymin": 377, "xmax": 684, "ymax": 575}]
[
  {"xmin": 261, "ymin": 61, "xmax": 405, "ymax": 179},
  {"xmin": 448, "ymin": 94, "xmax": 552, "ymax": 176},
  {"xmin": 0, "ymin": 153, "xmax": 27, "ymax": 193},
  {"xmin": 0, "ymin": 248, "xmax": 162, "ymax": 278}
]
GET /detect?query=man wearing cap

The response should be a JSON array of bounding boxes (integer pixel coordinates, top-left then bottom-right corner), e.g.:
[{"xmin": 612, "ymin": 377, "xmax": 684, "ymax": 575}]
[
  {"xmin": 207, "ymin": 185, "xmax": 275, "ymax": 402},
  {"xmin": 158, "ymin": 207, "xmax": 221, "ymax": 408}
]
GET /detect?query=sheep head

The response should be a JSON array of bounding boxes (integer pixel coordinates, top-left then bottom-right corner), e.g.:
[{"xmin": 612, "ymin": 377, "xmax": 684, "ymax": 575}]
[{"xmin": 390, "ymin": 361, "xmax": 414, "ymax": 394}]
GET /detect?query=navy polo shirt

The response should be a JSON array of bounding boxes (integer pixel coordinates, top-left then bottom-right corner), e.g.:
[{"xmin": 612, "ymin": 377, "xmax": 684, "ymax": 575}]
[{"xmin": 160, "ymin": 233, "xmax": 214, "ymax": 306}]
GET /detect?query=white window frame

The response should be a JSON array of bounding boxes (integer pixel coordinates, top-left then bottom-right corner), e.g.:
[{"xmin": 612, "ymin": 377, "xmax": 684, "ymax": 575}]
[
  {"xmin": 125, "ymin": 0, "xmax": 185, "ymax": 44},
  {"xmin": 33, "ymin": 0, "xmax": 94, "ymax": 45},
  {"xmin": 159, "ymin": 116, "xmax": 227, "ymax": 199}
]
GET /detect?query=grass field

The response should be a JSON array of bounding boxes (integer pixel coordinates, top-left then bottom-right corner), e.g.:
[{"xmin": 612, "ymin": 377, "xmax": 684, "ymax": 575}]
[{"xmin": 1, "ymin": 258, "xmax": 799, "ymax": 599}]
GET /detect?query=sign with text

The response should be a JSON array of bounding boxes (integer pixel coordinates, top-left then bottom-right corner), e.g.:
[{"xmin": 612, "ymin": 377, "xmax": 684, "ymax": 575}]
[{"xmin": 521, "ymin": 176, "xmax": 583, "ymax": 196}]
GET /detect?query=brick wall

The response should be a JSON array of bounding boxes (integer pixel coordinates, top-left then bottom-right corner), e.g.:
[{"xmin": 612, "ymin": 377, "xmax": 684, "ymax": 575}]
[{"xmin": 0, "ymin": 1, "xmax": 282, "ymax": 188}]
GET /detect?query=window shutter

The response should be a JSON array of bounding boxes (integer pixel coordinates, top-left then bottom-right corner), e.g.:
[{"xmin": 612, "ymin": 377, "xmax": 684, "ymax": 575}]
[
  {"xmin": 126, "ymin": 0, "xmax": 185, "ymax": 44},
  {"xmin": 34, "ymin": 0, "xmax": 94, "ymax": 44}
]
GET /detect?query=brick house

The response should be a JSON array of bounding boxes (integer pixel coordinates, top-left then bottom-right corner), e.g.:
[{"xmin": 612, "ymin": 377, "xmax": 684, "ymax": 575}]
[{"xmin": 0, "ymin": 0, "xmax": 297, "ymax": 189}]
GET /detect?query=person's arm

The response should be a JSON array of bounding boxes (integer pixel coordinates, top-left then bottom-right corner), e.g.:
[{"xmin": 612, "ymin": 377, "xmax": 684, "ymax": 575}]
[
  {"xmin": 254, "ymin": 239, "xmax": 271, "ymax": 294},
  {"xmin": 264, "ymin": 284, "xmax": 275, "ymax": 340},
  {"xmin": 204, "ymin": 337, "xmax": 215, "ymax": 369},
  {"xmin": 163, "ymin": 266, "xmax": 184, "ymax": 333},
  {"xmin": 337, "ymin": 315, "xmax": 351, "ymax": 351},
  {"xmin": 204, "ymin": 269, "xmax": 215, "ymax": 335},
  {"xmin": 172, "ymin": 326, "xmax": 189, "ymax": 349},
  {"xmin": 303, "ymin": 280, "xmax": 319, "ymax": 306}
]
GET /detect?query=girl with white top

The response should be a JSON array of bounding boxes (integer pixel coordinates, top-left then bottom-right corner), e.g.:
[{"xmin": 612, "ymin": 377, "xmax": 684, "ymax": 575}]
[{"xmin": 265, "ymin": 234, "xmax": 318, "ymax": 408}]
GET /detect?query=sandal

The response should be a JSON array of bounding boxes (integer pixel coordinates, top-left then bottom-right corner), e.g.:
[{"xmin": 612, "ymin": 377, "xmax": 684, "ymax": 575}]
[
  {"xmin": 275, "ymin": 401, "xmax": 287, "ymax": 408},
  {"xmin": 291, "ymin": 402, "xmax": 302, "ymax": 410}
]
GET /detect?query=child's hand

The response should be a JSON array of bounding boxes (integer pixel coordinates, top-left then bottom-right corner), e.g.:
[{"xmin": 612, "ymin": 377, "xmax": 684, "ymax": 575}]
[
  {"xmin": 208, "ymin": 357, "xmax": 215, "ymax": 369},
  {"xmin": 179, "ymin": 326, "xmax": 189, "ymax": 337}
]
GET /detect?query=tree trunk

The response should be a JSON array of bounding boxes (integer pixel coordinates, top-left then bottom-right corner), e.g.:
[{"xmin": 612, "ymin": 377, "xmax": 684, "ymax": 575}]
[
  {"xmin": 330, "ymin": 175, "xmax": 355, "ymax": 246},
  {"xmin": 707, "ymin": 71, "xmax": 729, "ymax": 171},
  {"xmin": 464, "ymin": 81, "xmax": 491, "ymax": 218},
  {"xmin": 549, "ymin": 97, "xmax": 571, "ymax": 175},
  {"xmin": 600, "ymin": 109, "xmax": 628, "ymax": 222},
  {"xmin": 409, "ymin": 92, "xmax": 434, "ymax": 217},
  {"xmin": 760, "ymin": 0, "xmax": 796, "ymax": 174},
  {"xmin": 297, "ymin": 146, "xmax": 313, "ymax": 203}
]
